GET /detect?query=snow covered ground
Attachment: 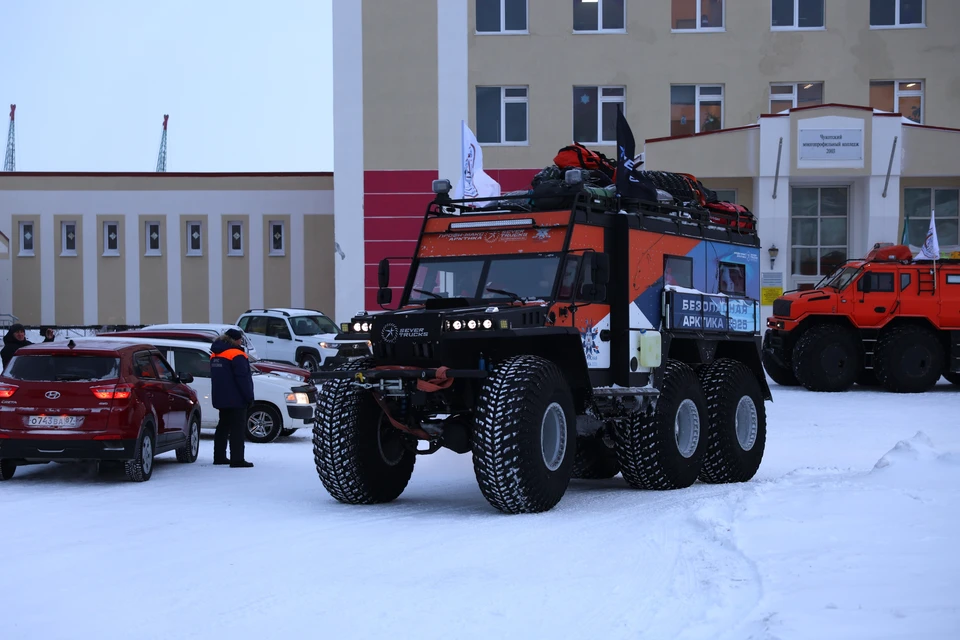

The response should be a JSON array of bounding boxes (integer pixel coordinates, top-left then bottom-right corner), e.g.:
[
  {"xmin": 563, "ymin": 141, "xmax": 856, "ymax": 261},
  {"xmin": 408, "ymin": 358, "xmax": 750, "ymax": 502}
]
[{"xmin": 2, "ymin": 378, "xmax": 958, "ymax": 640}]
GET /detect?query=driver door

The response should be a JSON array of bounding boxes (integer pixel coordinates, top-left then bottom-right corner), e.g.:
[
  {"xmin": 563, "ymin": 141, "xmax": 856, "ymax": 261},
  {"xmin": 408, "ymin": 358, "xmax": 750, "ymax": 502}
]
[
  {"xmin": 852, "ymin": 269, "xmax": 899, "ymax": 328},
  {"xmin": 264, "ymin": 317, "xmax": 294, "ymax": 362}
]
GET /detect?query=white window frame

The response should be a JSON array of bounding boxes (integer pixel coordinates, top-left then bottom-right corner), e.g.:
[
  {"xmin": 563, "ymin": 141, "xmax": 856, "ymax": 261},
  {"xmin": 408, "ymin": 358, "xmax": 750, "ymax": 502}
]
[
  {"xmin": 869, "ymin": 0, "xmax": 925, "ymax": 29},
  {"xmin": 871, "ymin": 80, "xmax": 924, "ymax": 123},
  {"xmin": 60, "ymin": 220, "xmax": 78, "ymax": 257},
  {"xmin": 671, "ymin": 0, "xmax": 726, "ymax": 32},
  {"xmin": 789, "ymin": 186, "xmax": 850, "ymax": 282},
  {"xmin": 269, "ymin": 220, "xmax": 286, "ymax": 257},
  {"xmin": 712, "ymin": 188, "xmax": 738, "ymax": 204},
  {"xmin": 671, "ymin": 85, "xmax": 725, "ymax": 135},
  {"xmin": 18, "ymin": 221, "xmax": 35, "ymax": 257},
  {"xmin": 476, "ymin": 86, "xmax": 529, "ymax": 146},
  {"xmin": 769, "ymin": 82, "xmax": 823, "ymax": 112},
  {"xmin": 102, "ymin": 221, "xmax": 120, "ymax": 257},
  {"xmin": 145, "ymin": 221, "xmax": 162, "ymax": 257},
  {"xmin": 186, "ymin": 220, "xmax": 203, "ymax": 257},
  {"xmin": 475, "ymin": 0, "xmax": 528, "ymax": 34},
  {"xmin": 771, "ymin": 0, "xmax": 825, "ymax": 30},
  {"xmin": 902, "ymin": 186, "xmax": 959, "ymax": 253},
  {"xmin": 573, "ymin": 86, "xmax": 625, "ymax": 145},
  {"xmin": 573, "ymin": 0, "xmax": 627, "ymax": 34},
  {"xmin": 227, "ymin": 220, "xmax": 244, "ymax": 257}
]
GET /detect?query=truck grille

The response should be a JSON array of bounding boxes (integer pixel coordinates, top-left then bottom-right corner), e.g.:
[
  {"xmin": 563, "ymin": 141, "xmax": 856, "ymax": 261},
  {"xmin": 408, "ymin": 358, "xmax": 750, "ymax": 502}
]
[
  {"xmin": 338, "ymin": 342, "xmax": 370, "ymax": 357},
  {"xmin": 772, "ymin": 299, "xmax": 792, "ymax": 318}
]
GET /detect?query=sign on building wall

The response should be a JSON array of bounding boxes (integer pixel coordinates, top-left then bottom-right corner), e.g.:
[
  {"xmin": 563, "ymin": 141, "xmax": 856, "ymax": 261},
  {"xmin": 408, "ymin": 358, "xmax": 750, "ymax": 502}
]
[
  {"xmin": 798, "ymin": 128, "xmax": 863, "ymax": 161},
  {"xmin": 761, "ymin": 272, "xmax": 784, "ymax": 305}
]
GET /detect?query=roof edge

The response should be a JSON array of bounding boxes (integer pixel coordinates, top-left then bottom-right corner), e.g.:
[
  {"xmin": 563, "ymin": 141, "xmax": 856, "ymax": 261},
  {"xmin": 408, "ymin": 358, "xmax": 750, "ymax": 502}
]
[{"xmin": 645, "ymin": 123, "xmax": 759, "ymax": 145}]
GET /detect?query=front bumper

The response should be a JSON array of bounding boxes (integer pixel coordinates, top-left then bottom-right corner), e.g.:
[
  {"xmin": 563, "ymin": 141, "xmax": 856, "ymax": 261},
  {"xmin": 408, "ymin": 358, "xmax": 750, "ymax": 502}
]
[
  {"xmin": 286, "ymin": 404, "xmax": 315, "ymax": 424},
  {"xmin": 0, "ymin": 438, "xmax": 138, "ymax": 462}
]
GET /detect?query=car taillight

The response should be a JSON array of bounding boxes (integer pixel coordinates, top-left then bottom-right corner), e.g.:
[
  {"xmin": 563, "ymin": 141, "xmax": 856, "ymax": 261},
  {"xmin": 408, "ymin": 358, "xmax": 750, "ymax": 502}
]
[
  {"xmin": 92, "ymin": 383, "xmax": 133, "ymax": 400},
  {"xmin": 0, "ymin": 384, "xmax": 18, "ymax": 398}
]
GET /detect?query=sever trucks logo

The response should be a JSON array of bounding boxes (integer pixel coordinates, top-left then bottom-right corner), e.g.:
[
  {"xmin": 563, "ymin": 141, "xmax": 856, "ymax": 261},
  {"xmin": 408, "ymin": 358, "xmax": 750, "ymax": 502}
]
[{"xmin": 380, "ymin": 323, "xmax": 430, "ymax": 343}]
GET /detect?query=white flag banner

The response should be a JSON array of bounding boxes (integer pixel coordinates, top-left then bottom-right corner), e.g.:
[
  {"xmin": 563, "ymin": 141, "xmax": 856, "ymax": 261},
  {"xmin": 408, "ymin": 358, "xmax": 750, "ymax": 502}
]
[
  {"xmin": 917, "ymin": 209, "xmax": 941, "ymax": 260},
  {"xmin": 453, "ymin": 120, "xmax": 501, "ymax": 200}
]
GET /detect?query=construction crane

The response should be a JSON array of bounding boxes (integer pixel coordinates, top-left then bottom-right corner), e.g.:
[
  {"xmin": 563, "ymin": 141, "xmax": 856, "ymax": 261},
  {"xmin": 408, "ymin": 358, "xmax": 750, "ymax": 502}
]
[
  {"xmin": 3, "ymin": 104, "xmax": 14, "ymax": 172},
  {"xmin": 156, "ymin": 114, "xmax": 168, "ymax": 172}
]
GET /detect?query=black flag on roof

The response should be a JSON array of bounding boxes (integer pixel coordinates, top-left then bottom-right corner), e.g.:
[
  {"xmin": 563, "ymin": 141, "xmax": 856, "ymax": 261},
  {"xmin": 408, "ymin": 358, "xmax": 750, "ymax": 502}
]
[{"xmin": 615, "ymin": 109, "xmax": 657, "ymax": 202}]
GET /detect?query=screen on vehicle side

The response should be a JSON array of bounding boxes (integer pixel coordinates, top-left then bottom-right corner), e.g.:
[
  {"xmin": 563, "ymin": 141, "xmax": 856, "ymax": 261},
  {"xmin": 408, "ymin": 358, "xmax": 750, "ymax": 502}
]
[{"xmin": 5, "ymin": 355, "xmax": 121, "ymax": 382}]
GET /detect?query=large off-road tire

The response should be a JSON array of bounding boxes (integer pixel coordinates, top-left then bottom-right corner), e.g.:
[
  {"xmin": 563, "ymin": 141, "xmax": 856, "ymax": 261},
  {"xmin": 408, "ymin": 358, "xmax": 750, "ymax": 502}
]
[
  {"xmin": 0, "ymin": 459, "xmax": 16, "ymax": 481},
  {"xmin": 943, "ymin": 372, "xmax": 960, "ymax": 386},
  {"xmin": 471, "ymin": 355, "xmax": 577, "ymax": 514},
  {"xmin": 176, "ymin": 414, "xmax": 201, "ymax": 463},
  {"xmin": 762, "ymin": 331, "xmax": 798, "ymax": 386},
  {"xmin": 792, "ymin": 324, "xmax": 861, "ymax": 392},
  {"xmin": 125, "ymin": 424, "xmax": 155, "ymax": 482},
  {"xmin": 571, "ymin": 433, "xmax": 620, "ymax": 479},
  {"xmin": 614, "ymin": 359, "xmax": 708, "ymax": 490},
  {"xmin": 245, "ymin": 403, "xmax": 284, "ymax": 443},
  {"xmin": 313, "ymin": 357, "xmax": 416, "ymax": 505},
  {"xmin": 874, "ymin": 325, "xmax": 944, "ymax": 393},
  {"xmin": 697, "ymin": 359, "xmax": 766, "ymax": 484}
]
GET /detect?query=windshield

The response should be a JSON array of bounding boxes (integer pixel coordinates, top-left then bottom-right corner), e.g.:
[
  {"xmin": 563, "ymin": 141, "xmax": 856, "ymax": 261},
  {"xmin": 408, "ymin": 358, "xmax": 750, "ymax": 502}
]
[
  {"xmin": 290, "ymin": 315, "xmax": 340, "ymax": 336},
  {"xmin": 408, "ymin": 255, "xmax": 563, "ymax": 302},
  {"xmin": 818, "ymin": 266, "xmax": 862, "ymax": 291},
  {"xmin": 6, "ymin": 355, "xmax": 121, "ymax": 382}
]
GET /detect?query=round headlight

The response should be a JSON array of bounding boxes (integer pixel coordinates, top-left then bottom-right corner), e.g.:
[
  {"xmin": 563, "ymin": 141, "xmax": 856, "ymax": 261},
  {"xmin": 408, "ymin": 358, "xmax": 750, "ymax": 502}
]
[
  {"xmin": 467, "ymin": 319, "xmax": 477, "ymax": 329},
  {"xmin": 361, "ymin": 322, "xmax": 370, "ymax": 332},
  {"xmin": 482, "ymin": 319, "xmax": 493, "ymax": 329},
  {"xmin": 452, "ymin": 320, "xmax": 463, "ymax": 330},
  {"xmin": 352, "ymin": 322, "xmax": 362, "ymax": 332}
]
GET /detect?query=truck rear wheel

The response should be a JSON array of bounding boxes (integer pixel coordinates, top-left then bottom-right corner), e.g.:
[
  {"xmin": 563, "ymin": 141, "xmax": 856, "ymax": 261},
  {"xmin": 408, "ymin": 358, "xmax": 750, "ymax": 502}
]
[
  {"xmin": 874, "ymin": 325, "xmax": 944, "ymax": 393},
  {"xmin": 572, "ymin": 434, "xmax": 620, "ymax": 479},
  {"xmin": 792, "ymin": 324, "xmax": 861, "ymax": 392},
  {"xmin": 471, "ymin": 355, "xmax": 577, "ymax": 514},
  {"xmin": 943, "ymin": 372, "xmax": 960, "ymax": 386},
  {"xmin": 762, "ymin": 331, "xmax": 798, "ymax": 386},
  {"xmin": 614, "ymin": 359, "xmax": 708, "ymax": 490},
  {"xmin": 313, "ymin": 358, "xmax": 416, "ymax": 505},
  {"xmin": 697, "ymin": 359, "xmax": 766, "ymax": 484}
]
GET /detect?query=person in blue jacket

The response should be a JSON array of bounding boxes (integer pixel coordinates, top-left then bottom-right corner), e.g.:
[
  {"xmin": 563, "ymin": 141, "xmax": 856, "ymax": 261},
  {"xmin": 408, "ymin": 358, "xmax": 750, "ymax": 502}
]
[{"xmin": 210, "ymin": 329, "xmax": 255, "ymax": 468}]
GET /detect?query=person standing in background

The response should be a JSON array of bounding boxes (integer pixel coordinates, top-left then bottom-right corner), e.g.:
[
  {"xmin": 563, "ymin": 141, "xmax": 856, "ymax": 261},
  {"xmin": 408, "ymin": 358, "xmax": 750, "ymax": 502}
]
[
  {"xmin": 1, "ymin": 324, "xmax": 32, "ymax": 369},
  {"xmin": 209, "ymin": 329, "xmax": 255, "ymax": 468}
]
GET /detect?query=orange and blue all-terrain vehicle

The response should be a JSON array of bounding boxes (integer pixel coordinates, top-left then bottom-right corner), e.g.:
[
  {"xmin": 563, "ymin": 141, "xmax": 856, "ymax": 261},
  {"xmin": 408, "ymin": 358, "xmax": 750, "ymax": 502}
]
[
  {"xmin": 312, "ymin": 171, "xmax": 771, "ymax": 514},
  {"xmin": 763, "ymin": 242, "xmax": 960, "ymax": 394}
]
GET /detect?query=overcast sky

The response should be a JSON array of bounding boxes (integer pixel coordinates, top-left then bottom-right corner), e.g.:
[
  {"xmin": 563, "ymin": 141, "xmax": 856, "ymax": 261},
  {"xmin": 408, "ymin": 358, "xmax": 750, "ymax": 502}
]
[{"xmin": 1, "ymin": 0, "xmax": 333, "ymax": 172}]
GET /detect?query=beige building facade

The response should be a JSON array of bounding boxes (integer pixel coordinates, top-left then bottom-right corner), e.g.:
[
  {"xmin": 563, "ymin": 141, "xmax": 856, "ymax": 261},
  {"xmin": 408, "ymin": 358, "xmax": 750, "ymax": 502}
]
[
  {"xmin": 332, "ymin": 0, "xmax": 960, "ymax": 317},
  {"xmin": 0, "ymin": 173, "xmax": 336, "ymax": 327}
]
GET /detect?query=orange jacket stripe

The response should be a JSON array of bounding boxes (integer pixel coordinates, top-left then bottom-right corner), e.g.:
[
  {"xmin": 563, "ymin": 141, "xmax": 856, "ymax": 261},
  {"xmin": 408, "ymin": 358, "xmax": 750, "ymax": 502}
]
[{"xmin": 210, "ymin": 348, "xmax": 248, "ymax": 361}]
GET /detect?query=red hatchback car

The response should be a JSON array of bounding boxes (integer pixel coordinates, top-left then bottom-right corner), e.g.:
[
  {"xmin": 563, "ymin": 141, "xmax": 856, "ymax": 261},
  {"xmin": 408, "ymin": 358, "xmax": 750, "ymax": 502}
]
[{"xmin": 0, "ymin": 339, "xmax": 201, "ymax": 482}]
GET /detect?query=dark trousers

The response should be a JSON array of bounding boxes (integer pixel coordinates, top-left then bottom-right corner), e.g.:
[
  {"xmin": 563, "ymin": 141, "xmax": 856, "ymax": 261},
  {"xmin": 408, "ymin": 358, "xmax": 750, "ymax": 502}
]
[{"xmin": 213, "ymin": 407, "xmax": 247, "ymax": 462}]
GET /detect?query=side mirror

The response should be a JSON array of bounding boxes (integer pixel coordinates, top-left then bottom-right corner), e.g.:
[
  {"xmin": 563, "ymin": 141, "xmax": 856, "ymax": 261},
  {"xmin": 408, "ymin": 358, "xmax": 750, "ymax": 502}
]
[
  {"xmin": 592, "ymin": 253, "xmax": 611, "ymax": 285},
  {"xmin": 378, "ymin": 258, "xmax": 390, "ymax": 289},
  {"xmin": 377, "ymin": 288, "xmax": 393, "ymax": 305},
  {"xmin": 578, "ymin": 283, "xmax": 607, "ymax": 302},
  {"xmin": 178, "ymin": 372, "xmax": 194, "ymax": 384}
]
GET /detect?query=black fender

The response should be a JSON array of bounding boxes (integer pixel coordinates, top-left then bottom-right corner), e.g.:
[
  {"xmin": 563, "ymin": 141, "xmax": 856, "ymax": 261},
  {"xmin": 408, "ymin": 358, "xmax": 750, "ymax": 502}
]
[{"xmin": 295, "ymin": 346, "xmax": 322, "ymax": 363}]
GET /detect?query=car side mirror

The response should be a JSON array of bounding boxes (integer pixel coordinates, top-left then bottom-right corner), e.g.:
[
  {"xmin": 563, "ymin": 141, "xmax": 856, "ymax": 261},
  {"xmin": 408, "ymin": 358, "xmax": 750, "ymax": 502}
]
[
  {"xmin": 592, "ymin": 253, "xmax": 611, "ymax": 285},
  {"xmin": 178, "ymin": 372, "xmax": 194, "ymax": 384},
  {"xmin": 377, "ymin": 288, "xmax": 393, "ymax": 305},
  {"xmin": 378, "ymin": 258, "xmax": 390, "ymax": 289},
  {"xmin": 579, "ymin": 283, "xmax": 607, "ymax": 302}
]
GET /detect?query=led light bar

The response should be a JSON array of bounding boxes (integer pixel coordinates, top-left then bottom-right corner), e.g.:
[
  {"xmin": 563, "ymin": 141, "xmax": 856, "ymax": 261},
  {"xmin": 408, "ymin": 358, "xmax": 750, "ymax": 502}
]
[{"xmin": 448, "ymin": 218, "xmax": 535, "ymax": 230}]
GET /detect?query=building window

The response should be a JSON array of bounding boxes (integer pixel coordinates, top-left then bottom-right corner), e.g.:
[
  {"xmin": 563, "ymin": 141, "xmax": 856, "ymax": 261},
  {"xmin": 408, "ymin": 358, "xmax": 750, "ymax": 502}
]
[
  {"xmin": 771, "ymin": 0, "xmax": 824, "ymax": 29},
  {"xmin": 573, "ymin": 0, "xmax": 625, "ymax": 32},
  {"xmin": 712, "ymin": 188, "xmax": 737, "ymax": 203},
  {"xmin": 19, "ymin": 221, "xmax": 34, "ymax": 257},
  {"xmin": 769, "ymin": 82, "xmax": 823, "ymax": 113},
  {"xmin": 870, "ymin": 0, "xmax": 924, "ymax": 27},
  {"xmin": 269, "ymin": 221, "xmax": 286, "ymax": 257},
  {"xmin": 790, "ymin": 187, "xmax": 848, "ymax": 277},
  {"xmin": 476, "ymin": 0, "xmax": 527, "ymax": 33},
  {"xmin": 670, "ymin": 85, "xmax": 723, "ymax": 137},
  {"xmin": 476, "ymin": 86, "xmax": 528, "ymax": 144},
  {"xmin": 186, "ymin": 221, "xmax": 203, "ymax": 257},
  {"xmin": 573, "ymin": 86, "xmax": 624, "ymax": 144},
  {"xmin": 903, "ymin": 188, "xmax": 959, "ymax": 257},
  {"xmin": 60, "ymin": 221, "xmax": 77, "ymax": 257},
  {"xmin": 870, "ymin": 80, "xmax": 923, "ymax": 123},
  {"xmin": 103, "ymin": 221, "xmax": 120, "ymax": 257},
  {"xmin": 671, "ymin": 0, "xmax": 724, "ymax": 31},
  {"xmin": 227, "ymin": 221, "xmax": 244, "ymax": 257},
  {"xmin": 145, "ymin": 221, "xmax": 161, "ymax": 256}
]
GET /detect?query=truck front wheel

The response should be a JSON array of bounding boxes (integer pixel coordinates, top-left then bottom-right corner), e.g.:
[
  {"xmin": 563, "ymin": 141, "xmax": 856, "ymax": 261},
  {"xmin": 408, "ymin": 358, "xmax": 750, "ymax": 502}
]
[
  {"xmin": 471, "ymin": 355, "xmax": 577, "ymax": 514},
  {"xmin": 313, "ymin": 358, "xmax": 416, "ymax": 505},
  {"xmin": 792, "ymin": 324, "xmax": 861, "ymax": 392}
]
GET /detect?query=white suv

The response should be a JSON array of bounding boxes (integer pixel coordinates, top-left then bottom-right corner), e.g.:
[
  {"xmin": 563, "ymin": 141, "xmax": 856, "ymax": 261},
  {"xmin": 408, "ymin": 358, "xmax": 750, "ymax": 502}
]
[
  {"xmin": 87, "ymin": 336, "xmax": 319, "ymax": 443},
  {"xmin": 236, "ymin": 308, "xmax": 371, "ymax": 372}
]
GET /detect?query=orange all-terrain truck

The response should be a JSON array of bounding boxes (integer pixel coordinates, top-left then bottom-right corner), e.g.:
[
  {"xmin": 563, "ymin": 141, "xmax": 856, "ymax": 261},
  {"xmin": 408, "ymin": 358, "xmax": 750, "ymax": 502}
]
[{"xmin": 763, "ymin": 243, "xmax": 960, "ymax": 393}]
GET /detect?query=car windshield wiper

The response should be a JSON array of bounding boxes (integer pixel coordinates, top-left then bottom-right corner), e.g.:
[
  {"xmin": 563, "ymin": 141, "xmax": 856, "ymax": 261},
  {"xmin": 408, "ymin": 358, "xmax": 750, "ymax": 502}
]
[
  {"xmin": 486, "ymin": 287, "xmax": 522, "ymax": 302},
  {"xmin": 413, "ymin": 288, "xmax": 443, "ymax": 299}
]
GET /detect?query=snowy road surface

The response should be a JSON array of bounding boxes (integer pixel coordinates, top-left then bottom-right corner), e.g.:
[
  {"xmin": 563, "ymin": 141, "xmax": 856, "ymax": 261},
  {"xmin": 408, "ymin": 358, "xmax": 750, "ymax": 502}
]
[{"xmin": 2, "ymin": 380, "xmax": 959, "ymax": 640}]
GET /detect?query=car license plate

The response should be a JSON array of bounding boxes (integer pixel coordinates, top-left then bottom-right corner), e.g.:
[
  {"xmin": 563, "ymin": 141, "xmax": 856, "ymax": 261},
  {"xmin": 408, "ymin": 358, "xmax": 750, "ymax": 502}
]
[{"xmin": 28, "ymin": 415, "xmax": 81, "ymax": 427}]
